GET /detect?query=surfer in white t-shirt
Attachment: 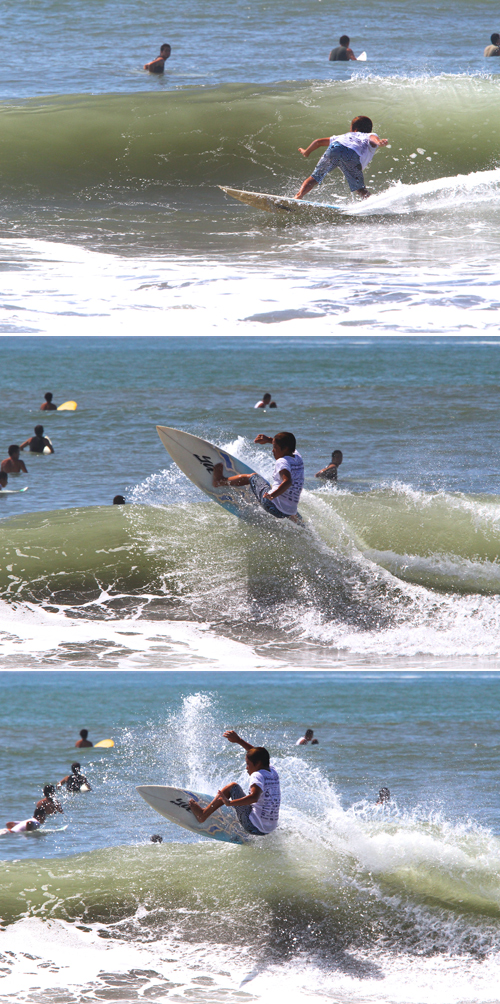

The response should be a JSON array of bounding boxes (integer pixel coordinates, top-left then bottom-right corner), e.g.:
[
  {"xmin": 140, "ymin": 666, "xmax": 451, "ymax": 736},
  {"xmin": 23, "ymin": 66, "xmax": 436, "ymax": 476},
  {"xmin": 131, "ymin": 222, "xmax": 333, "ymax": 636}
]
[
  {"xmin": 211, "ymin": 430, "xmax": 304, "ymax": 522},
  {"xmin": 295, "ymin": 115, "xmax": 388, "ymax": 200},
  {"xmin": 189, "ymin": 730, "xmax": 281, "ymax": 835}
]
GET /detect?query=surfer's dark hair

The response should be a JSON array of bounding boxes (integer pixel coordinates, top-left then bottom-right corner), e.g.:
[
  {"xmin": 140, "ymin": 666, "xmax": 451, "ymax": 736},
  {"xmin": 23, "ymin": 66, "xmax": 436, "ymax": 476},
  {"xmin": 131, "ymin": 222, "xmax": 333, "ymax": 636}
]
[
  {"xmin": 351, "ymin": 115, "xmax": 373, "ymax": 133},
  {"xmin": 44, "ymin": 392, "xmax": 53, "ymax": 402},
  {"xmin": 71, "ymin": 762, "xmax": 81, "ymax": 772},
  {"xmin": 274, "ymin": 431, "xmax": 296, "ymax": 453},
  {"xmin": 43, "ymin": 784, "xmax": 55, "ymax": 797},
  {"xmin": 491, "ymin": 33, "xmax": 500, "ymax": 44},
  {"xmin": 8, "ymin": 445, "xmax": 19, "ymax": 456},
  {"xmin": 247, "ymin": 746, "xmax": 270, "ymax": 769},
  {"xmin": 35, "ymin": 425, "xmax": 44, "ymax": 436},
  {"xmin": 80, "ymin": 729, "xmax": 88, "ymax": 738},
  {"xmin": 339, "ymin": 35, "xmax": 350, "ymax": 45}
]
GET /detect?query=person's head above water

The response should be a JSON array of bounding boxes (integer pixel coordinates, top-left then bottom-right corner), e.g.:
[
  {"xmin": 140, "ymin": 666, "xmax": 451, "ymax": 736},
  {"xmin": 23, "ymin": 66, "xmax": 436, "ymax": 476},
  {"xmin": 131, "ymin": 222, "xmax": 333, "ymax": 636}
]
[
  {"xmin": 304, "ymin": 729, "xmax": 314, "ymax": 740},
  {"xmin": 245, "ymin": 746, "xmax": 270, "ymax": 772},
  {"xmin": 34, "ymin": 425, "xmax": 44, "ymax": 436},
  {"xmin": 332, "ymin": 450, "xmax": 343, "ymax": 463},
  {"xmin": 43, "ymin": 784, "xmax": 56, "ymax": 797},
  {"xmin": 71, "ymin": 762, "xmax": 81, "ymax": 773},
  {"xmin": 339, "ymin": 35, "xmax": 350, "ymax": 46},
  {"xmin": 79, "ymin": 729, "xmax": 88, "ymax": 740},
  {"xmin": 8, "ymin": 445, "xmax": 20, "ymax": 458},
  {"xmin": 113, "ymin": 495, "xmax": 126, "ymax": 505},
  {"xmin": 262, "ymin": 393, "xmax": 272, "ymax": 404},
  {"xmin": 351, "ymin": 115, "xmax": 373, "ymax": 133},
  {"xmin": 44, "ymin": 392, "xmax": 53, "ymax": 403},
  {"xmin": 272, "ymin": 431, "xmax": 296, "ymax": 457},
  {"xmin": 160, "ymin": 43, "xmax": 171, "ymax": 57},
  {"xmin": 491, "ymin": 33, "xmax": 500, "ymax": 44},
  {"xmin": 376, "ymin": 787, "xmax": 390, "ymax": 804}
]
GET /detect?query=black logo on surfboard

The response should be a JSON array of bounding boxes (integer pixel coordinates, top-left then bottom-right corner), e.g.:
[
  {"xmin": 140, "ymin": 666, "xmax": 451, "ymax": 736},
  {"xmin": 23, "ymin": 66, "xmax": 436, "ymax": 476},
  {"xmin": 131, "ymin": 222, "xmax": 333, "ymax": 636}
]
[
  {"xmin": 194, "ymin": 453, "xmax": 215, "ymax": 474},
  {"xmin": 170, "ymin": 797, "xmax": 193, "ymax": 812}
]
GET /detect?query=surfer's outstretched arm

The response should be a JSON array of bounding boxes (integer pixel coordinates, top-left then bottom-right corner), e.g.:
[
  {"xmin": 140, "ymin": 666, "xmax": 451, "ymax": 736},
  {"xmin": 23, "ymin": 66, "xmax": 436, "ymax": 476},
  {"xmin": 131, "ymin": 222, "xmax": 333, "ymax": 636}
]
[{"xmin": 223, "ymin": 730, "xmax": 253, "ymax": 750}]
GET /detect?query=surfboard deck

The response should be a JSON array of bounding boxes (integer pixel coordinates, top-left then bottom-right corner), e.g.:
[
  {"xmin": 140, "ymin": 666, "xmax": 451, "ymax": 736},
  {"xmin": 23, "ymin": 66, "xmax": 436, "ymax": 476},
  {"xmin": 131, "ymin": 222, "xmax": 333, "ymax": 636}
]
[
  {"xmin": 137, "ymin": 785, "xmax": 251, "ymax": 844},
  {"xmin": 157, "ymin": 425, "xmax": 263, "ymax": 519},
  {"xmin": 0, "ymin": 486, "xmax": 28, "ymax": 495},
  {"xmin": 57, "ymin": 401, "xmax": 77, "ymax": 411},
  {"xmin": 0, "ymin": 823, "xmax": 68, "ymax": 836},
  {"xmin": 94, "ymin": 738, "xmax": 114, "ymax": 748},
  {"xmin": 219, "ymin": 186, "xmax": 343, "ymax": 215}
]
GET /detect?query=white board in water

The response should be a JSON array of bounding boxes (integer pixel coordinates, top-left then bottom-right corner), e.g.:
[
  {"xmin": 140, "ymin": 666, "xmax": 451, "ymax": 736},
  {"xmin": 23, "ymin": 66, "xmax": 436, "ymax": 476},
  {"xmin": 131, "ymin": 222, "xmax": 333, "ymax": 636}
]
[
  {"xmin": 219, "ymin": 186, "xmax": 343, "ymax": 215},
  {"xmin": 137, "ymin": 785, "xmax": 251, "ymax": 844}
]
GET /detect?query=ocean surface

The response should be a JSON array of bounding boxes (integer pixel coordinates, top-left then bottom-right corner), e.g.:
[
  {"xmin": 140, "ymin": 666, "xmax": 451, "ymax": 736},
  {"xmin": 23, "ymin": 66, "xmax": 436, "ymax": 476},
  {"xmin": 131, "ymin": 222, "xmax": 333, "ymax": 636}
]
[{"xmin": 2, "ymin": 0, "xmax": 500, "ymax": 1000}]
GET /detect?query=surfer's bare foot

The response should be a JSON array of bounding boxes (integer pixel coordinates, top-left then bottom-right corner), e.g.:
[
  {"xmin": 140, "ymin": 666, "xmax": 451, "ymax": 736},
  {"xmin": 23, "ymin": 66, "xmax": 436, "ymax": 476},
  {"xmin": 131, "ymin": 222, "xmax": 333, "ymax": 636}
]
[
  {"xmin": 189, "ymin": 799, "xmax": 208, "ymax": 822},
  {"xmin": 212, "ymin": 462, "xmax": 227, "ymax": 487},
  {"xmin": 356, "ymin": 187, "xmax": 371, "ymax": 199}
]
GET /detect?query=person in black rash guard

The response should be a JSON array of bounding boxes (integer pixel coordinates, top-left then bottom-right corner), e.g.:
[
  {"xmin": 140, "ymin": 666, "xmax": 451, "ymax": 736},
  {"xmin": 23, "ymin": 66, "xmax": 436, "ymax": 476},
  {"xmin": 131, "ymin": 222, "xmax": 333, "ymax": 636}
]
[
  {"xmin": 20, "ymin": 425, "xmax": 54, "ymax": 454},
  {"xmin": 57, "ymin": 762, "xmax": 91, "ymax": 792}
]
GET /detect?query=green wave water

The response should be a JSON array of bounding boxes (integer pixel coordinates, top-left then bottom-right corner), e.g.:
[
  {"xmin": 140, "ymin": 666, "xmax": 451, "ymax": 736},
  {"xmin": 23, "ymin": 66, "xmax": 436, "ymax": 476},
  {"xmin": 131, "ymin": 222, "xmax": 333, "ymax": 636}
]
[{"xmin": 0, "ymin": 76, "xmax": 498, "ymax": 196}]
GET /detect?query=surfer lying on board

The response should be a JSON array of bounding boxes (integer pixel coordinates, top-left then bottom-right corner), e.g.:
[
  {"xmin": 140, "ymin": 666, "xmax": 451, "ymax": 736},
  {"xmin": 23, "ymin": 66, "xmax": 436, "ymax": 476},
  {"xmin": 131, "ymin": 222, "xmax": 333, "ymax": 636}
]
[
  {"xmin": 295, "ymin": 115, "xmax": 388, "ymax": 200},
  {"xmin": 212, "ymin": 431, "xmax": 304, "ymax": 522},
  {"xmin": 189, "ymin": 730, "xmax": 281, "ymax": 836}
]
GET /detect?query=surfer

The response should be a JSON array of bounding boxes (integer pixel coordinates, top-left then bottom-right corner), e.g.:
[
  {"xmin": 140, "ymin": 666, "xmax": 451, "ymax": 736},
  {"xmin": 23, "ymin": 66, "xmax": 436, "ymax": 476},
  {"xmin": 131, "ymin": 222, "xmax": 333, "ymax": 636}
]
[
  {"xmin": 75, "ymin": 728, "xmax": 93, "ymax": 748},
  {"xmin": 1, "ymin": 446, "xmax": 28, "ymax": 474},
  {"xmin": 329, "ymin": 35, "xmax": 357, "ymax": 61},
  {"xmin": 144, "ymin": 43, "xmax": 171, "ymax": 73},
  {"xmin": 189, "ymin": 730, "xmax": 280, "ymax": 836},
  {"xmin": 376, "ymin": 787, "xmax": 390, "ymax": 804},
  {"xmin": 212, "ymin": 431, "xmax": 304, "ymax": 522},
  {"xmin": 315, "ymin": 449, "xmax": 343, "ymax": 480},
  {"xmin": 113, "ymin": 495, "xmax": 126, "ymax": 504},
  {"xmin": 296, "ymin": 728, "xmax": 318, "ymax": 745},
  {"xmin": 40, "ymin": 392, "xmax": 57, "ymax": 411},
  {"xmin": 20, "ymin": 425, "xmax": 54, "ymax": 454},
  {"xmin": 484, "ymin": 33, "xmax": 500, "ymax": 56},
  {"xmin": 35, "ymin": 785, "xmax": 63, "ymax": 819},
  {"xmin": 255, "ymin": 392, "xmax": 277, "ymax": 409},
  {"xmin": 295, "ymin": 115, "xmax": 388, "ymax": 200},
  {"xmin": 57, "ymin": 762, "xmax": 91, "ymax": 792}
]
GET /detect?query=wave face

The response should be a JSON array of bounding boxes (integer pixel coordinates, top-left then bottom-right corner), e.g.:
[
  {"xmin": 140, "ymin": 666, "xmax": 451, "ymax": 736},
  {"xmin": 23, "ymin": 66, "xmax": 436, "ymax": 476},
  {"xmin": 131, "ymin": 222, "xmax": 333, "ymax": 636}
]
[
  {"xmin": 0, "ymin": 76, "xmax": 498, "ymax": 196},
  {"xmin": 2, "ymin": 482, "xmax": 500, "ymax": 662}
]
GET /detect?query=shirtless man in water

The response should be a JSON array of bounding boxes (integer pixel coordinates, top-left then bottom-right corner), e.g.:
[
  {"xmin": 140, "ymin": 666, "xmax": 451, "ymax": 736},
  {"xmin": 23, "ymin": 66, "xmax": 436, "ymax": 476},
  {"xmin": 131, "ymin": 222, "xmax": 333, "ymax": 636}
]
[{"xmin": 1, "ymin": 446, "xmax": 28, "ymax": 474}]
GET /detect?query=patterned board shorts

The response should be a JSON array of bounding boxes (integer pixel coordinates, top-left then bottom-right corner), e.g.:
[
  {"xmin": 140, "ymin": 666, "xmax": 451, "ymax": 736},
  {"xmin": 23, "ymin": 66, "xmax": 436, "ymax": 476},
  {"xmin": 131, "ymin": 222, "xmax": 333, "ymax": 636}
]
[
  {"xmin": 250, "ymin": 474, "xmax": 288, "ymax": 518},
  {"xmin": 311, "ymin": 142, "xmax": 365, "ymax": 192},
  {"xmin": 227, "ymin": 783, "xmax": 265, "ymax": 835}
]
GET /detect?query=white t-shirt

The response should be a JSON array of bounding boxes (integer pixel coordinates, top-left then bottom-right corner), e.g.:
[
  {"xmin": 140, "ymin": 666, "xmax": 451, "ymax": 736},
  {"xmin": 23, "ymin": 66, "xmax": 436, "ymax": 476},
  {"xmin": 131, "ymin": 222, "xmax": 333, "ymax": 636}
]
[
  {"xmin": 248, "ymin": 765, "xmax": 281, "ymax": 833},
  {"xmin": 271, "ymin": 451, "xmax": 304, "ymax": 515},
  {"xmin": 330, "ymin": 131, "xmax": 378, "ymax": 169}
]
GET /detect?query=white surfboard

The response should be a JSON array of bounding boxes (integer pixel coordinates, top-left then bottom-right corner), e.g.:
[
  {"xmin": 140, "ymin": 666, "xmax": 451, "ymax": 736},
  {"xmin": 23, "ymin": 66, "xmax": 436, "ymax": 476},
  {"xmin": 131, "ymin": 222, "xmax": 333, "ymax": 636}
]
[
  {"xmin": 0, "ymin": 486, "xmax": 28, "ymax": 495},
  {"xmin": 137, "ymin": 785, "xmax": 251, "ymax": 844},
  {"xmin": 157, "ymin": 425, "xmax": 261, "ymax": 519},
  {"xmin": 357, "ymin": 51, "xmax": 367, "ymax": 60},
  {"xmin": 0, "ymin": 823, "xmax": 68, "ymax": 836},
  {"xmin": 219, "ymin": 186, "xmax": 343, "ymax": 215}
]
